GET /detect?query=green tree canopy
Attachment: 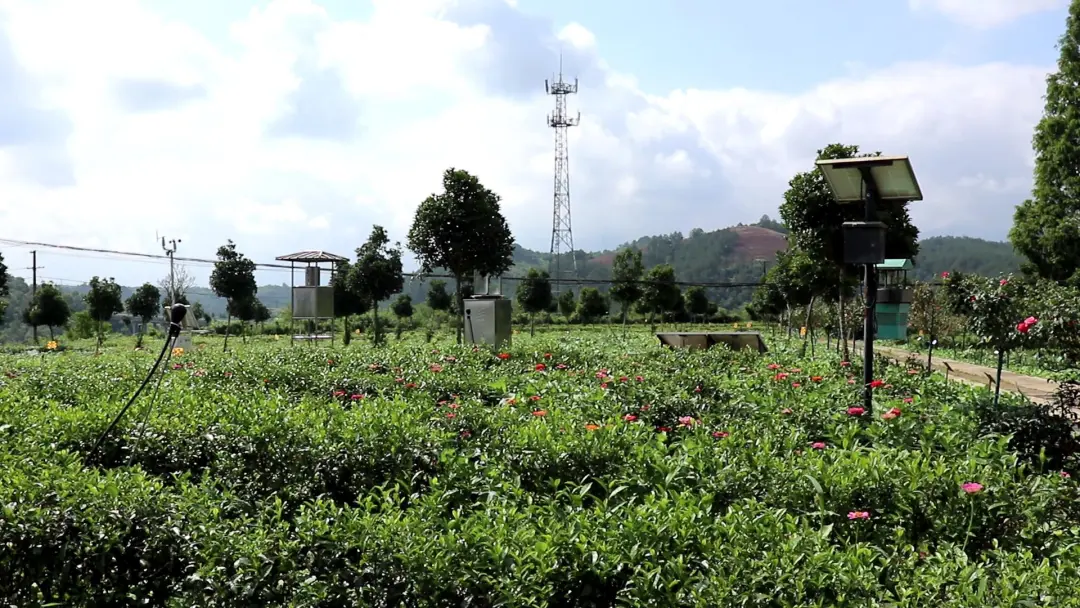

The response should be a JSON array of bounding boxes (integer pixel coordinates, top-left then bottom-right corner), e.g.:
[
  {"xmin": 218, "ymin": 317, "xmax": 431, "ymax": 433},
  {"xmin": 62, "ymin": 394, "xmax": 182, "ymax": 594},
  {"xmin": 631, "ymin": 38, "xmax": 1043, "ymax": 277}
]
[
  {"xmin": 347, "ymin": 225, "xmax": 405, "ymax": 345},
  {"xmin": 683, "ymin": 285, "xmax": 710, "ymax": 319},
  {"xmin": 23, "ymin": 283, "xmax": 70, "ymax": 339},
  {"xmin": 1010, "ymin": 0, "xmax": 1080, "ymax": 285},
  {"xmin": 125, "ymin": 283, "xmax": 161, "ymax": 347},
  {"xmin": 85, "ymin": 276, "xmax": 124, "ymax": 351},
  {"xmin": 639, "ymin": 264, "xmax": 680, "ymax": 321},
  {"xmin": 407, "ymin": 168, "xmax": 515, "ymax": 343},
  {"xmin": 392, "ymin": 294, "xmax": 414, "ymax": 320},
  {"xmin": 577, "ymin": 287, "xmax": 608, "ymax": 322},
  {"xmin": 515, "ymin": 268, "xmax": 553, "ymax": 335},
  {"xmin": 609, "ymin": 247, "xmax": 644, "ymax": 324},
  {"xmin": 209, "ymin": 240, "xmax": 257, "ymax": 350},
  {"xmin": 557, "ymin": 290, "xmax": 575, "ymax": 320},
  {"xmin": 426, "ymin": 279, "xmax": 452, "ymax": 312}
]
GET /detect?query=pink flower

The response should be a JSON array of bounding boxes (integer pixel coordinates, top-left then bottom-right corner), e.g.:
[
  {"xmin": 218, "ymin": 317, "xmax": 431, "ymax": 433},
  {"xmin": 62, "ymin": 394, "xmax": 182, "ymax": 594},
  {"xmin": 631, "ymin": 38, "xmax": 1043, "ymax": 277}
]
[
  {"xmin": 781, "ymin": 408, "xmax": 793, "ymax": 415},
  {"xmin": 623, "ymin": 414, "xmax": 638, "ymax": 422},
  {"xmin": 847, "ymin": 511, "xmax": 870, "ymax": 520},
  {"xmin": 429, "ymin": 364, "xmax": 443, "ymax": 373},
  {"xmin": 847, "ymin": 407, "xmax": 865, "ymax": 416},
  {"xmin": 791, "ymin": 382, "xmax": 801, "ymax": 388},
  {"xmin": 1000, "ymin": 278, "xmax": 1009, "ymax": 286},
  {"xmin": 712, "ymin": 431, "xmax": 729, "ymax": 439},
  {"xmin": 840, "ymin": 361, "xmax": 851, "ymax": 367},
  {"xmin": 881, "ymin": 407, "xmax": 901, "ymax": 420},
  {"xmin": 678, "ymin": 416, "xmax": 696, "ymax": 427},
  {"xmin": 1061, "ymin": 471, "xmax": 1071, "ymax": 479},
  {"xmin": 941, "ymin": 271, "xmax": 950, "ymax": 278},
  {"xmin": 811, "ymin": 441, "xmax": 826, "ymax": 450},
  {"xmin": 767, "ymin": 363, "xmax": 780, "ymax": 370},
  {"xmin": 635, "ymin": 375, "xmax": 644, "ymax": 382},
  {"xmin": 962, "ymin": 482, "xmax": 983, "ymax": 494}
]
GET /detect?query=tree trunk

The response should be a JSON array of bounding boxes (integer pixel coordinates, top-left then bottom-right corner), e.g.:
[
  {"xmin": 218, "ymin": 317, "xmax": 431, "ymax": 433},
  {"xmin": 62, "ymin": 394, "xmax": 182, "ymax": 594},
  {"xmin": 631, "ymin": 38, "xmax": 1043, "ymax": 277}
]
[
  {"xmin": 373, "ymin": 305, "xmax": 381, "ymax": 346},
  {"xmin": 223, "ymin": 309, "xmax": 231, "ymax": 352},
  {"xmin": 48, "ymin": 326, "xmax": 54, "ymax": 340},
  {"xmin": 455, "ymin": 274, "xmax": 464, "ymax": 345},
  {"xmin": 838, "ymin": 271, "xmax": 849, "ymax": 361}
]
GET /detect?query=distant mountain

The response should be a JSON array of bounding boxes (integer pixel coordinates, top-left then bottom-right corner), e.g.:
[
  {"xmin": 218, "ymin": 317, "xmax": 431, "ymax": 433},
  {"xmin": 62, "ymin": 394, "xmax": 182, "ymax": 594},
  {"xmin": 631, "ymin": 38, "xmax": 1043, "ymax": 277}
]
[{"xmin": 0, "ymin": 218, "xmax": 1025, "ymax": 342}]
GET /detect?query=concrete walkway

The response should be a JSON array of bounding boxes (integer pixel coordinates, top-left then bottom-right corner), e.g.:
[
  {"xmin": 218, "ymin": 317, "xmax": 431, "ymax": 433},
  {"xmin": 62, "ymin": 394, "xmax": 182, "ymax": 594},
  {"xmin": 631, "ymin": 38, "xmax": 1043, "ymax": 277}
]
[{"xmin": 857, "ymin": 341, "xmax": 1060, "ymax": 404}]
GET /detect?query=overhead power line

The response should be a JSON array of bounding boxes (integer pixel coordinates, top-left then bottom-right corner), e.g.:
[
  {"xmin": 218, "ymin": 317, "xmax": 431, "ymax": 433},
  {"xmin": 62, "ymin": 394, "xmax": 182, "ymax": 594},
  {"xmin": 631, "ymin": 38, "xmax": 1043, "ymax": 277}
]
[{"xmin": 0, "ymin": 235, "xmax": 789, "ymax": 289}]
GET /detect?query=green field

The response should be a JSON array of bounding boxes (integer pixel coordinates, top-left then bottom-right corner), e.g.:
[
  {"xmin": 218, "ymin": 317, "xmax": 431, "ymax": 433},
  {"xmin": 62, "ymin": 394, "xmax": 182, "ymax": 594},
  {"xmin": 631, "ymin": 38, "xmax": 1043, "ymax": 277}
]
[{"xmin": 2, "ymin": 329, "xmax": 1080, "ymax": 606}]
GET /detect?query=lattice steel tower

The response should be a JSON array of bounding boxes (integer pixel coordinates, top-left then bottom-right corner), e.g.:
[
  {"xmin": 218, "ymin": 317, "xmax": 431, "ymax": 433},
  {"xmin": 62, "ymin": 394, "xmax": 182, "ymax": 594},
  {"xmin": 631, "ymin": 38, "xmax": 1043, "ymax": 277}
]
[{"xmin": 545, "ymin": 59, "xmax": 580, "ymax": 293}]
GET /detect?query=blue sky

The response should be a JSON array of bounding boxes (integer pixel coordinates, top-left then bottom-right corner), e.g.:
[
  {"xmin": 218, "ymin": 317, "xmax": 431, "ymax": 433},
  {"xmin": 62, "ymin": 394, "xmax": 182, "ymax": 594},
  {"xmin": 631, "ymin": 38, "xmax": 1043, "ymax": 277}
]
[{"xmin": 0, "ymin": 0, "xmax": 1069, "ymax": 287}]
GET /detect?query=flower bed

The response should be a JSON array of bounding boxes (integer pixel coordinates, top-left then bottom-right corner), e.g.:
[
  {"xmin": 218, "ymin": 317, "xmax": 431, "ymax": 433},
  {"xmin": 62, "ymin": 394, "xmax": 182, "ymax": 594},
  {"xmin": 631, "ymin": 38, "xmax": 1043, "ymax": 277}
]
[{"xmin": 0, "ymin": 331, "xmax": 1078, "ymax": 605}]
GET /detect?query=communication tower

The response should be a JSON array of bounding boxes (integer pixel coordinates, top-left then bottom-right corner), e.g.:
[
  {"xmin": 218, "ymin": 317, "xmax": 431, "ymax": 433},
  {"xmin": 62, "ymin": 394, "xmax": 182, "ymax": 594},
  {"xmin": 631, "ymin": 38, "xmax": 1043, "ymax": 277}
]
[{"xmin": 545, "ymin": 57, "xmax": 580, "ymax": 294}]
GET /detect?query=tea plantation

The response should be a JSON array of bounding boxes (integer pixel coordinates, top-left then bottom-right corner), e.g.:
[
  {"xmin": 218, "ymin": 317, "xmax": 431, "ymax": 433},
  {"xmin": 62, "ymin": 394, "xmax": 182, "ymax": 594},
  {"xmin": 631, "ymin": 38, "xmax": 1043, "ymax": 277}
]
[{"xmin": 2, "ymin": 330, "xmax": 1080, "ymax": 606}]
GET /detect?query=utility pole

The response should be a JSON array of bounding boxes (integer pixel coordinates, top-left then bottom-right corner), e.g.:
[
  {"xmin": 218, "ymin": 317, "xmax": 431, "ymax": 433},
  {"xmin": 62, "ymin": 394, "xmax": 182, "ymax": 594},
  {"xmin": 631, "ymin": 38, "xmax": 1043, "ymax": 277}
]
[
  {"xmin": 546, "ymin": 54, "xmax": 580, "ymax": 295},
  {"xmin": 26, "ymin": 251, "xmax": 42, "ymax": 343},
  {"xmin": 161, "ymin": 237, "xmax": 180, "ymax": 307}
]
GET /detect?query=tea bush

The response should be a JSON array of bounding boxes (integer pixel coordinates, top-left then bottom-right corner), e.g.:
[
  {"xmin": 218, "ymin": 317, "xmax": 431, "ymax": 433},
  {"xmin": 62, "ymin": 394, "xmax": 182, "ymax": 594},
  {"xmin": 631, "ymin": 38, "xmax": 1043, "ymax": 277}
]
[{"xmin": 2, "ymin": 330, "xmax": 1080, "ymax": 605}]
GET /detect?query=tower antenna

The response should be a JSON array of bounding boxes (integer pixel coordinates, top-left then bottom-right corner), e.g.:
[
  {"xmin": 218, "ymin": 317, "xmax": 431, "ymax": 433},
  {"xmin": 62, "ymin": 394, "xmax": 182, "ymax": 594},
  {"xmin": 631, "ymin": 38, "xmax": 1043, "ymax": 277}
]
[{"xmin": 545, "ymin": 53, "xmax": 580, "ymax": 295}]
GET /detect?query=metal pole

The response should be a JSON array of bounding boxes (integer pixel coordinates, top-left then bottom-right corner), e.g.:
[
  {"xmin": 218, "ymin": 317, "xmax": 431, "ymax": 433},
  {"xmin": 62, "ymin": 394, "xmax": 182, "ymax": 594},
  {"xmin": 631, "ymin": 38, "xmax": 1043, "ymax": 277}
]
[
  {"xmin": 860, "ymin": 167, "xmax": 878, "ymax": 414},
  {"xmin": 289, "ymin": 261, "xmax": 295, "ymax": 346},
  {"xmin": 927, "ymin": 290, "xmax": 936, "ymax": 371},
  {"xmin": 28, "ymin": 250, "xmax": 39, "ymax": 343}
]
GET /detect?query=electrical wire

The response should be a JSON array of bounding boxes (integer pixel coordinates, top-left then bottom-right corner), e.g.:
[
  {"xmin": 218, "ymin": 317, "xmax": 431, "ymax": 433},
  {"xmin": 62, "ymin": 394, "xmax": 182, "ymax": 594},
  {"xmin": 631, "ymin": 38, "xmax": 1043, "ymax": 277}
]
[{"xmin": 124, "ymin": 339, "xmax": 176, "ymax": 467}]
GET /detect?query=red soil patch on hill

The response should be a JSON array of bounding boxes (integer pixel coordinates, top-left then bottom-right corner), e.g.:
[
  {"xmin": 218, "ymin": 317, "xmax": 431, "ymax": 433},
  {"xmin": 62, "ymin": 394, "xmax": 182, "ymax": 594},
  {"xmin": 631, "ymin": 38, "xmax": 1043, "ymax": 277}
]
[
  {"xmin": 588, "ymin": 227, "xmax": 788, "ymax": 266},
  {"xmin": 731, "ymin": 226, "xmax": 788, "ymax": 260}
]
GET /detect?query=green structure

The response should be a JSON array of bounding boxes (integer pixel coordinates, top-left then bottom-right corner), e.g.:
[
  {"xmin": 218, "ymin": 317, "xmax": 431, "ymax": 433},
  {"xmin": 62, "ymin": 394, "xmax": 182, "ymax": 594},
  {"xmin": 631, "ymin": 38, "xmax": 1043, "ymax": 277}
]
[{"xmin": 875, "ymin": 258, "xmax": 914, "ymax": 340}]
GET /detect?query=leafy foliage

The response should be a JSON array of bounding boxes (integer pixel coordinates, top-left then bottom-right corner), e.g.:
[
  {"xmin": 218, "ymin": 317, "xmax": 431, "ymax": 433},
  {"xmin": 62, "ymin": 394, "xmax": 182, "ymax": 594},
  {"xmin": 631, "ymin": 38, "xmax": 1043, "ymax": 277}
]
[
  {"xmin": 639, "ymin": 264, "xmax": 680, "ymax": 320},
  {"xmin": 347, "ymin": 226, "xmax": 405, "ymax": 346},
  {"xmin": 84, "ymin": 277, "xmax": 124, "ymax": 350},
  {"xmin": 0, "ymin": 332, "xmax": 1079, "ymax": 604},
  {"xmin": 22, "ymin": 283, "xmax": 70, "ymax": 339},
  {"xmin": 683, "ymin": 286, "xmax": 710, "ymax": 319},
  {"xmin": 609, "ymin": 247, "xmax": 644, "ymax": 322},
  {"xmin": 210, "ymin": 240, "xmax": 257, "ymax": 350},
  {"xmin": 426, "ymin": 280, "xmax": 452, "ymax": 312},
  {"xmin": 392, "ymin": 294, "xmax": 414, "ymax": 320},
  {"xmin": 576, "ymin": 287, "xmax": 608, "ymax": 321},
  {"xmin": 1010, "ymin": 0, "xmax": 1080, "ymax": 285}
]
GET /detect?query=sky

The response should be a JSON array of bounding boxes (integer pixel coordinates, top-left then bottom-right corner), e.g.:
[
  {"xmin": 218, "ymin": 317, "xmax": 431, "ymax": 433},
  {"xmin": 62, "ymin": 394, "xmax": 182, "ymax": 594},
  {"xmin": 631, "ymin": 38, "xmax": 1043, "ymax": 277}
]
[{"xmin": 0, "ymin": 0, "xmax": 1070, "ymax": 288}]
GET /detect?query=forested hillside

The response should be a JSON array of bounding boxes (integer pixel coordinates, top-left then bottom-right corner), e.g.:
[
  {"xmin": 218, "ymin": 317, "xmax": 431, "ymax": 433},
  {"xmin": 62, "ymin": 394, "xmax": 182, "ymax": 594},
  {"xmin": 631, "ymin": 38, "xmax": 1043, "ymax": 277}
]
[{"xmin": 0, "ymin": 217, "xmax": 1026, "ymax": 342}]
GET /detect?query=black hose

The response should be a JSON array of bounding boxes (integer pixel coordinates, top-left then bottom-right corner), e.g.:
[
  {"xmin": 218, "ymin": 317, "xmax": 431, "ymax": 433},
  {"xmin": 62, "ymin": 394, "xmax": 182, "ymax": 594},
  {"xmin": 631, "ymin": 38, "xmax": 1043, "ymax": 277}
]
[{"xmin": 86, "ymin": 319, "xmax": 182, "ymax": 464}]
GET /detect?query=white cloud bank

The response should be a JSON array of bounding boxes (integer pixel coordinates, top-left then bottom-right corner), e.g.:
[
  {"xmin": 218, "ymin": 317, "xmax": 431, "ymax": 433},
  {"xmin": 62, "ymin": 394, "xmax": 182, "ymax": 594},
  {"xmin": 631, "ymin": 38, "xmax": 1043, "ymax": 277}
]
[{"xmin": 0, "ymin": 0, "xmax": 1055, "ymax": 285}]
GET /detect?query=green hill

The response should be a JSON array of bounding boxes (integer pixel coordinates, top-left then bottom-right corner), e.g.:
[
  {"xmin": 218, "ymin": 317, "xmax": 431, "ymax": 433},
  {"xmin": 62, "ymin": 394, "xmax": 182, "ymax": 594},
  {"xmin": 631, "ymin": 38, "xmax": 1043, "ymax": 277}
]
[{"xmin": 0, "ymin": 219, "xmax": 1025, "ymax": 342}]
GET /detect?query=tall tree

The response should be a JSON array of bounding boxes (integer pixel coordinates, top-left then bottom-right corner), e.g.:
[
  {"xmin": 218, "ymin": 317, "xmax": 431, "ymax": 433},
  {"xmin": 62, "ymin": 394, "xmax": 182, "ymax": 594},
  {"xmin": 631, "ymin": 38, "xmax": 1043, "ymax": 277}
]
[
  {"xmin": 426, "ymin": 279, "xmax": 452, "ymax": 312},
  {"xmin": 125, "ymin": 283, "xmax": 161, "ymax": 348},
  {"xmin": 85, "ymin": 276, "xmax": 124, "ymax": 352},
  {"xmin": 331, "ymin": 260, "xmax": 370, "ymax": 344},
  {"xmin": 407, "ymin": 168, "xmax": 515, "ymax": 344},
  {"xmin": 683, "ymin": 286, "xmax": 710, "ymax": 322},
  {"xmin": 1010, "ymin": 1, "xmax": 1080, "ymax": 285},
  {"xmin": 609, "ymin": 247, "xmax": 645, "ymax": 326},
  {"xmin": 190, "ymin": 301, "xmax": 208, "ymax": 326},
  {"xmin": 557, "ymin": 289, "xmax": 576, "ymax": 322},
  {"xmin": 209, "ymin": 240, "xmax": 257, "ymax": 351},
  {"xmin": 577, "ymin": 287, "xmax": 608, "ymax": 322},
  {"xmin": 515, "ymin": 268, "xmax": 553, "ymax": 336},
  {"xmin": 779, "ymin": 143, "xmax": 915, "ymax": 356},
  {"xmin": 23, "ymin": 283, "xmax": 70, "ymax": 340},
  {"xmin": 391, "ymin": 294, "xmax": 414, "ymax": 337},
  {"xmin": 347, "ymin": 225, "xmax": 404, "ymax": 346},
  {"xmin": 639, "ymin": 264, "xmax": 681, "ymax": 326}
]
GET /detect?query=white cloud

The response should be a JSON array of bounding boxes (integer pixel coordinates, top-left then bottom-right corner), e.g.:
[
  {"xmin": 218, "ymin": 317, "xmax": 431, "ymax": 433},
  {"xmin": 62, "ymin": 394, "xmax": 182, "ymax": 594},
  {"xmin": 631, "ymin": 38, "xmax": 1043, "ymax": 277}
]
[
  {"xmin": 908, "ymin": 0, "xmax": 1067, "ymax": 28},
  {"xmin": 0, "ymin": 0, "xmax": 1054, "ymax": 287}
]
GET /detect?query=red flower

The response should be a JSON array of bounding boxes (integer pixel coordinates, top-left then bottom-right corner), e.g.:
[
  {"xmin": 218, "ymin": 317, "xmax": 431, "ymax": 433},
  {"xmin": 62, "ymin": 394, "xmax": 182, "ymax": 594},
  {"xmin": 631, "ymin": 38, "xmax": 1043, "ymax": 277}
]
[
  {"xmin": 460, "ymin": 430, "xmax": 472, "ymax": 438},
  {"xmin": 351, "ymin": 394, "xmax": 364, "ymax": 401},
  {"xmin": 767, "ymin": 363, "xmax": 780, "ymax": 370},
  {"xmin": 635, "ymin": 375, "xmax": 644, "ymax": 382},
  {"xmin": 530, "ymin": 395, "xmax": 541, "ymax": 401},
  {"xmin": 847, "ymin": 406, "xmax": 865, "ymax": 416},
  {"xmin": 869, "ymin": 379, "xmax": 885, "ymax": 389},
  {"xmin": 543, "ymin": 353, "xmax": 552, "ymax": 359},
  {"xmin": 881, "ymin": 407, "xmax": 901, "ymax": 420},
  {"xmin": 405, "ymin": 382, "xmax": 417, "ymax": 389},
  {"xmin": 535, "ymin": 363, "xmax": 546, "ymax": 371},
  {"xmin": 333, "ymin": 390, "xmax": 345, "ymax": 397},
  {"xmin": 774, "ymin": 373, "xmax": 789, "ymax": 381},
  {"xmin": 811, "ymin": 441, "xmax": 826, "ymax": 450},
  {"xmin": 712, "ymin": 431, "xmax": 729, "ymax": 439},
  {"xmin": 656, "ymin": 426, "xmax": 672, "ymax": 433},
  {"xmin": 623, "ymin": 414, "xmax": 638, "ymax": 422},
  {"xmin": 429, "ymin": 364, "xmax": 443, "ymax": 373},
  {"xmin": 532, "ymin": 410, "xmax": 547, "ymax": 417},
  {"xmin": 497, "ymin": 352, "xmax": 510, "ymax": 360},
  {"xmin": 840, "ymin": 361, "xmax": 851, "ymax": 367},
  {"xmin": 811, "ymin": 376, "xmax": 823, "ymax": 382},
  {"xmin": 619, "ymin": 376, "xmax": 629, "ymax": 383}
]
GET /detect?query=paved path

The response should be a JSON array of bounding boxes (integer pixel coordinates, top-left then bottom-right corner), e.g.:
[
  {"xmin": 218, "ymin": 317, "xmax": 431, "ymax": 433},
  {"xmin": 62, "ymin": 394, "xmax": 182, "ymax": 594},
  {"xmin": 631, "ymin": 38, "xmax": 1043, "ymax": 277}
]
[{"xmin": 858, "ymin": 341, "xmax": 1059, "ymax": 404}]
